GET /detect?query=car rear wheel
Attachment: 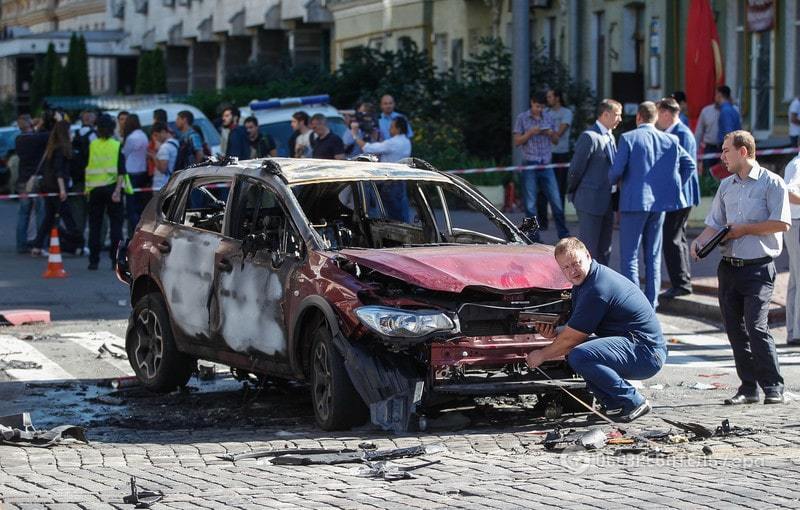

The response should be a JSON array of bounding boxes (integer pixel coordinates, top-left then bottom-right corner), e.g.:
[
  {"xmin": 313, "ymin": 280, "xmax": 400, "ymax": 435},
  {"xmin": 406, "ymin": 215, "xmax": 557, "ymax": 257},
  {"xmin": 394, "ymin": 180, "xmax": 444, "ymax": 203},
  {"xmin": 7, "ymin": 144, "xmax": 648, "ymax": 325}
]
[
  {"xmin": 310, "ymin": 323, "xmax": 368, "ymax": 430},
  {"xmin": 128, "ymin": 293, "xmax": 195, "ymax": 392}
]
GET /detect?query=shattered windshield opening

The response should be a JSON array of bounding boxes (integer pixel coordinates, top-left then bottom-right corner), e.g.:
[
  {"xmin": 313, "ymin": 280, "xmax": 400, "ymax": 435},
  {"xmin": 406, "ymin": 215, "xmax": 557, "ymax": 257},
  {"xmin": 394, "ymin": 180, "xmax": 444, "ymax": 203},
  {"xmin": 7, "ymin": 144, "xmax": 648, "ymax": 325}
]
[{"xmin": 291, "ymin": 179, "xmax": 521, "ymax": 250}]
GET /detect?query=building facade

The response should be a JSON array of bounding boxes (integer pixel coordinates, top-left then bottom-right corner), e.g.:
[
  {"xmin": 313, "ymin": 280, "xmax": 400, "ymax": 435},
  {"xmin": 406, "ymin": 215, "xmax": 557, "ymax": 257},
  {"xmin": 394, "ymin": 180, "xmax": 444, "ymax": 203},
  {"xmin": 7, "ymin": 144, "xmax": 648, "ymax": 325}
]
[{"xmin": 329, "ymin": 0, "xmax": 800, "ymax": 144}]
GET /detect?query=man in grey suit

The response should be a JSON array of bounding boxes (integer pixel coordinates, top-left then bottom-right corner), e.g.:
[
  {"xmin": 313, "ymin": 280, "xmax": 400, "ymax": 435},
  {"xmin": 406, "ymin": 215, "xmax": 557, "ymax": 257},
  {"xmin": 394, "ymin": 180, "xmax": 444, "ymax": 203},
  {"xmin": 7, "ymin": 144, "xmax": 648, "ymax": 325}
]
[{"xmin": 567, "ymin": 99, "xmax": 623, "ymax": 266}]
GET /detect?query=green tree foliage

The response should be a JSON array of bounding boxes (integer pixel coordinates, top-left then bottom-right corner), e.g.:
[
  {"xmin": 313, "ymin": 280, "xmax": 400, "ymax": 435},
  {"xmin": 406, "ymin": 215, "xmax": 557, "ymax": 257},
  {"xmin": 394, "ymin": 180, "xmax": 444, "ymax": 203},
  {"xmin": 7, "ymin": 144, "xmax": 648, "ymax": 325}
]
[
  {"xmin": 135, "ymin": 49, "xmax": 168, "ymax": 94},
  {"xmin": 30, "ymin": 43, "xmax": 60, "ymax": 110},
  {"xmin": 73, "ymin": 35, "xmax": 91, "ymax": 95},
  {"xmin": 151, "ymin": 47, "xmax": 167, "ymax": 93},
  {"xmin": 135, "ymin": 50, "xmax": 152, "ymax": 94}
]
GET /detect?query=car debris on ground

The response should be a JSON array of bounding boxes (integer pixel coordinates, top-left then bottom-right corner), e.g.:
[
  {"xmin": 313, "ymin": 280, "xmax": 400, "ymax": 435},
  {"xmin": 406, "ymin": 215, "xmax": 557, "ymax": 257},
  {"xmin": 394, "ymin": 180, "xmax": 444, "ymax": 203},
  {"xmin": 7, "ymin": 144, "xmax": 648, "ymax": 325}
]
[
  {"xmin": 122, "ymin": 477, "xmax": 163, "ymax": 508},
  {"xmin": 0, "ymin": 412, "xmax": 88, "ymax": 447}
]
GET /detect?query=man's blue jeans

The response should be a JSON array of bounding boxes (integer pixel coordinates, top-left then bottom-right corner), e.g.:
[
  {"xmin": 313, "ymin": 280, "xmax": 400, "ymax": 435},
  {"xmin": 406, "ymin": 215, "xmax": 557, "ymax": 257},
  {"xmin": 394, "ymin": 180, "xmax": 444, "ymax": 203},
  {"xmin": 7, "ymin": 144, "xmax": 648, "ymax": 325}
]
[
  {"xmin": 521, "ymin": 163, "xmax": 569, "ymax": 240},
  {"xmin": 619, "ymin": 211, "xmax": 665, "ymax": 309},
  {"xmin": 16, "ymin": 196, "xmax": 43, "ymax": 253},
  {"xmin": 568, "ymin": 337, "xmax": 667, "ymax": 412}
]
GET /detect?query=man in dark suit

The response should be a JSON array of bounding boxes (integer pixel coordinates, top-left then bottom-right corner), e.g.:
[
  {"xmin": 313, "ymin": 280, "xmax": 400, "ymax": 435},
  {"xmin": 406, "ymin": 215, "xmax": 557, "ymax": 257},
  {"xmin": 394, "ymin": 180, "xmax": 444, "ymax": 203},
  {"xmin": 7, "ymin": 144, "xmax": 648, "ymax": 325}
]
[
  {"xmin": 567, "ymin": 99, "xmax": 622, "ymax": 266},
  {"xmin": 656, "ymin": 97, "xmax": 700, "ymax": 299},
  {"xmin": 609, "ymin": 102, "xmax": 696, "ymax": 309}
]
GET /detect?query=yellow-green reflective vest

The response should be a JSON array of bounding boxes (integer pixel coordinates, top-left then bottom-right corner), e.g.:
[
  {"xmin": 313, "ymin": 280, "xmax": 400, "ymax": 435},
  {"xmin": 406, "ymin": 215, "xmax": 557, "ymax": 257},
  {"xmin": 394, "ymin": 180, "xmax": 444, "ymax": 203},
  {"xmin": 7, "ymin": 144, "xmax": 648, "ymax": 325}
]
[{"xmin": 85, "ymin": 138, "xmax": 121, "ymax": 192}]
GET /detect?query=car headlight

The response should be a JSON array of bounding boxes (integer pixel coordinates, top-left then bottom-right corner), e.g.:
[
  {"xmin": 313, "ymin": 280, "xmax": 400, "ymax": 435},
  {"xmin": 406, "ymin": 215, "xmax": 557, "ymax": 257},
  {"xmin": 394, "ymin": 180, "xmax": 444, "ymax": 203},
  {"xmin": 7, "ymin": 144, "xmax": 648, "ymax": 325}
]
[{"xmin": 355, "ymin": 306, "xmax": 456, "ymax": 338}]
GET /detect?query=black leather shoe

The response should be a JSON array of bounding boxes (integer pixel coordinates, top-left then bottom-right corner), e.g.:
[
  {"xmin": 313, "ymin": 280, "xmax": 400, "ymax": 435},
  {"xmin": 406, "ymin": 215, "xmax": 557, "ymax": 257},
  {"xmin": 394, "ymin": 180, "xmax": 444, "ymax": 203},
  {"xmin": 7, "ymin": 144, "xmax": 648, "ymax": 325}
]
[
  {"xmin": 660, "ymin": 288, "xmax": 691, "ymax": 299},
  {"xmin": 615, "ymin": 400, "xmax": 651, "ymax": 423},
  {"xmin": 764, "ymin": 393, "xmax": 785, "ymax": 404},
  {"xmin": 724, "ymin": 393, "xmax": 759, "ymax": 405}
]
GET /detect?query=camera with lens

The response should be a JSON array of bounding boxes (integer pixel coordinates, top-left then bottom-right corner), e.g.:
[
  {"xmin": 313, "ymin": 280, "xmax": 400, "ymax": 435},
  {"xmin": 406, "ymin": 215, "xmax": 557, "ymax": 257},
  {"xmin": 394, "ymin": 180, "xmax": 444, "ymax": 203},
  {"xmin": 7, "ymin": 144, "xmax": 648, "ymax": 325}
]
[{"xmin": 354, "ymin": 110, "xmax": 377, "ymax": 142}]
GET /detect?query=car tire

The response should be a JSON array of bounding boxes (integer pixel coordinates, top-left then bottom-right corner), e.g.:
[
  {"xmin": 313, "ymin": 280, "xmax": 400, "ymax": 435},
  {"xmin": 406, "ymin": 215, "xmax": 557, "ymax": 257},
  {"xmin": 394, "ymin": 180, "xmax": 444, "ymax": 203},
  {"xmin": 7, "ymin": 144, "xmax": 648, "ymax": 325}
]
[
  {"xmin": 127, "ymin": 292, "xmax": 195, "ymax": 392},
  {"xmin": 309, "ymin": 323, "xmax": 368, "ymax": 431}
]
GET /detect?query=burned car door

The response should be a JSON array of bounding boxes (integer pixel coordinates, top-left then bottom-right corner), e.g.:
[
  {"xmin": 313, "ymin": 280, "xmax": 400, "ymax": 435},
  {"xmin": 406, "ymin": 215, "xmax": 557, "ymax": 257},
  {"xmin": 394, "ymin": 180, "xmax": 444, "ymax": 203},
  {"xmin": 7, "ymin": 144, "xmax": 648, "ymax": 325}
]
[
  {"xmin": 157, "ymin": 177, "xmax": 232, "ymax": 344},
  {"xmin": 210, "ymin": 177, "xmax": 301, "ymax": 359}
]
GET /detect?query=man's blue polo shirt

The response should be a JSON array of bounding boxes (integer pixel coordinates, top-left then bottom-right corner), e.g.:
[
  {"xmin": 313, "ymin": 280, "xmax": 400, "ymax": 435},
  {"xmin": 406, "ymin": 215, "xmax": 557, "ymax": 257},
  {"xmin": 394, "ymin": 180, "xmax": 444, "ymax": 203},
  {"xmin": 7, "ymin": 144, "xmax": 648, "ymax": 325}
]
[{"xmin": 567, "ymin": 261, "xmax": 664, "ymax": 347}]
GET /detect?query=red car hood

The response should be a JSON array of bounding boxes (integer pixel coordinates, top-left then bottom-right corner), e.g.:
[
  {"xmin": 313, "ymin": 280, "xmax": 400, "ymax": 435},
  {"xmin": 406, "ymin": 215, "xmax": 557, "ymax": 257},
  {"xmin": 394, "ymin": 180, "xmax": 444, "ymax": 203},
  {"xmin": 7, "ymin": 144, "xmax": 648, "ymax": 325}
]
[{"xmin": 339, "ymin": 245, "xmax": 570, "ymax": 293}]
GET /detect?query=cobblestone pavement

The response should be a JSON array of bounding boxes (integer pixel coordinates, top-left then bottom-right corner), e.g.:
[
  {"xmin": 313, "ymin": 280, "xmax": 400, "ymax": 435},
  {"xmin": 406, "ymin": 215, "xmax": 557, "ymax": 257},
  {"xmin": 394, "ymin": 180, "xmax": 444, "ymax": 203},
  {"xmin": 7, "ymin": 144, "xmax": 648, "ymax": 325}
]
[{"xmin": 2, "ymin": 314, "xmax": 800, "ymax": 509}]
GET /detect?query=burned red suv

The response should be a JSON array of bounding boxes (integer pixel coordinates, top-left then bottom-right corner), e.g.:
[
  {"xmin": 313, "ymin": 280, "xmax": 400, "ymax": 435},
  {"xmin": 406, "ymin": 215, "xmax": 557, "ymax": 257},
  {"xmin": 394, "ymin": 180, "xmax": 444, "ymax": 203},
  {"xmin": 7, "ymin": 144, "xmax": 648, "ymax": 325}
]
[{"xmin": 117, "ymin": 156, "xmax": 584, "ymax": 431}]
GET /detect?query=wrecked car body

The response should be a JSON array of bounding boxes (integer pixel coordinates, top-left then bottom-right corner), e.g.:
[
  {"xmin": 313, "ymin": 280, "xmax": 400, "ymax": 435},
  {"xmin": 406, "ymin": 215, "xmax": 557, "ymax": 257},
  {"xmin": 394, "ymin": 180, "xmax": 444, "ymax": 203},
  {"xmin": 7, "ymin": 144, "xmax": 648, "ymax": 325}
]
[{"xmin": 117, "ymin": 156, "xmax": 584, "ymax": 432}]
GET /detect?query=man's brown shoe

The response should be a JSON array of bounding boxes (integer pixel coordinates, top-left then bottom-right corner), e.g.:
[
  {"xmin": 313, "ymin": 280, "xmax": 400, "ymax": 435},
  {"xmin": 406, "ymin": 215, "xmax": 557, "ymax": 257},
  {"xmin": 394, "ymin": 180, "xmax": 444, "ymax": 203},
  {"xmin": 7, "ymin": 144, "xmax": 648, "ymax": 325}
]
[{"xmin": 724, "ymin": 393, "xmax": 759, "ymax": 405}]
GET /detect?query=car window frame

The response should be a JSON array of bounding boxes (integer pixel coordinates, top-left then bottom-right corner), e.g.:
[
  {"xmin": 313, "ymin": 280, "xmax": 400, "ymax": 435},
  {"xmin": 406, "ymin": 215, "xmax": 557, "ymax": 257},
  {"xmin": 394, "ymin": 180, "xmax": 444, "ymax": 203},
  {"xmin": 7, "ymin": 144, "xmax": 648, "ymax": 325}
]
[
  {"xmin": 230, "ymin": 175, "xmax": 306, "ymax": 258},
  {"xmin": 170, "ymin": 176, "xmax": 235, "ymax": 238}
]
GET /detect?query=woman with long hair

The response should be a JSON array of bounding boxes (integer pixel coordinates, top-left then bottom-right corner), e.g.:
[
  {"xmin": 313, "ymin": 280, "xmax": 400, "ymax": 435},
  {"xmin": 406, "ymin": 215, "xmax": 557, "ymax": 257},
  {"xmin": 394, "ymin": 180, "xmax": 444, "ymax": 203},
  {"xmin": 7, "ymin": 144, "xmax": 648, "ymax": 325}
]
[
  {"xmin": 121, "ymin": 113, "xmax": 150, "ymax": 233},
  {"xmin": 31, "ymin": 120, "xmax": 79, "ymax": 255}
]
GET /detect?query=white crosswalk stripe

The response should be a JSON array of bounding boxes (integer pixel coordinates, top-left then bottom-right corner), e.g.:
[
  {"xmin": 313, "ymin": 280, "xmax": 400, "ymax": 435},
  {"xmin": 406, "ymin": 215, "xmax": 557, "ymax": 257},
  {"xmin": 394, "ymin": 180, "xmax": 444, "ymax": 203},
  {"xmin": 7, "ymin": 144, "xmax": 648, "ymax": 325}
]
[
  {"xmin": 59, "ymin": 331, "xmax": 133, "ymax": 374},
  {"xmin": 0, "ymin": 334, "xmax": 74, "ymax": 381},
  {"xmin": 0, "ymin": 331, "xmax": 133, "ymax": 382}
]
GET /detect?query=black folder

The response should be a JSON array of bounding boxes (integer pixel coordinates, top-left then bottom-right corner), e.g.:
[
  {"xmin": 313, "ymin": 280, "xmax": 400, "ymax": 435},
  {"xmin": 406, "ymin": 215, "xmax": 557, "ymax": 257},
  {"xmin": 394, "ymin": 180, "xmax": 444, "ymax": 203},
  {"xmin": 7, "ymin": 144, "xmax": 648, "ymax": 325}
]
[{"xmin": 696, "ymin": 226, "xmax": 731, "ymax": 259}]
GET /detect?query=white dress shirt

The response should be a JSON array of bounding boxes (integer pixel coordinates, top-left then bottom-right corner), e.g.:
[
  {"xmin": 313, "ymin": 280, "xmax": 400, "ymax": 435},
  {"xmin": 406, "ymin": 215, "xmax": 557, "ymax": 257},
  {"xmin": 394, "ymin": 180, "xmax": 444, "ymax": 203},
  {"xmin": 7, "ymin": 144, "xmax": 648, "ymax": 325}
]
[
  {"xmin": 363, "ymin": 134, "xmax": 411, "ymax": 163},
  {"xmin": 784, "ymin": 155, "xmax": 800, "ymax": 219}
]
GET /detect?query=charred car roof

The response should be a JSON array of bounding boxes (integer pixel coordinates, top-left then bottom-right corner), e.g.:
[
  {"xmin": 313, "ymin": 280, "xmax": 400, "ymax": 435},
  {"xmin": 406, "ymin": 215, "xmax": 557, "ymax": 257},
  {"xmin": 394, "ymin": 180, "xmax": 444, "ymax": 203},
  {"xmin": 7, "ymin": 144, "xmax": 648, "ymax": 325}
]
[{"xmin": 170, "ymin": 157, "xmax": 452, "ymax": 186}]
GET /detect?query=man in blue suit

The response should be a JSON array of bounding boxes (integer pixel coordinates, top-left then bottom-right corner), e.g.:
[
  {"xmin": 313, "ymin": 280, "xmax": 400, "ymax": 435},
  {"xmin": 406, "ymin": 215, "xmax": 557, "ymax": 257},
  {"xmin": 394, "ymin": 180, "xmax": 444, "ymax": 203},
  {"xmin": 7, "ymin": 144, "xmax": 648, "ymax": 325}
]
[
  {"xmin": 657, "ymin": 97, "xmax": 700, "ymax": 299},
  {"xmin": 567, "ymin": 99, "xmax": 622, "ymax": 265},
  {"xmin": 609, "ymin": 101, "xmax": 696, "ymax": 309}
]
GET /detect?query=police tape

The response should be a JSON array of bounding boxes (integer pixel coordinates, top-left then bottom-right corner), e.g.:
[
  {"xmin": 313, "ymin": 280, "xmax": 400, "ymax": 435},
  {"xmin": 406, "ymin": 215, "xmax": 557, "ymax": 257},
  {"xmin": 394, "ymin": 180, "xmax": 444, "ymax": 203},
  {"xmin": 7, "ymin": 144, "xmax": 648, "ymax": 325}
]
[
  {"xmin": 1, "ymin": 146, "xmax": 798, "ymax": 198},
  {"xmin": 446, "ymin": 146, "xmax": 800, "ymax": 175}
]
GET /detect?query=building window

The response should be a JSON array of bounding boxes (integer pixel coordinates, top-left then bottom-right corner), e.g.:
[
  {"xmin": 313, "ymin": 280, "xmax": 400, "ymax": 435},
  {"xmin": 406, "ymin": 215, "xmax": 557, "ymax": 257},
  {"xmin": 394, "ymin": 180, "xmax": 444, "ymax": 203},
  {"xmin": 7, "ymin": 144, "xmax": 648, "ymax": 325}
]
[
  {"xmin": 451, "ymin": 38, "xmax": 463, "ymax": 77},
  {"xmin": 434, "ymin": 33, "xmax": 448, "ymax": 72}
]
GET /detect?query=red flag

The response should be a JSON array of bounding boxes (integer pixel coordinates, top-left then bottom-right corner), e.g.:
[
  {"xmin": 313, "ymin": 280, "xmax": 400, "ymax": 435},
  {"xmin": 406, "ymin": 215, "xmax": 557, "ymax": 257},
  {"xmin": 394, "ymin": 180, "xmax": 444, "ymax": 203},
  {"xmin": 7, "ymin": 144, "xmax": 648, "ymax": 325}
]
[{"xmin": 684, "ymin": 0, "xmax": 725, "ymax": 130}]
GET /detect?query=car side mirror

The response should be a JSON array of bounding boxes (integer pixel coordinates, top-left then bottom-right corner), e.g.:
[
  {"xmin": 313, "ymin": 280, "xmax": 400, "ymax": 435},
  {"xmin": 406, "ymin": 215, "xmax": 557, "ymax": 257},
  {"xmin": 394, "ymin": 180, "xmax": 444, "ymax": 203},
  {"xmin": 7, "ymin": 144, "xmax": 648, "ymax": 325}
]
[{"xmin": 519, "ymin": 216, "xmax": 540, "ymax": 237}]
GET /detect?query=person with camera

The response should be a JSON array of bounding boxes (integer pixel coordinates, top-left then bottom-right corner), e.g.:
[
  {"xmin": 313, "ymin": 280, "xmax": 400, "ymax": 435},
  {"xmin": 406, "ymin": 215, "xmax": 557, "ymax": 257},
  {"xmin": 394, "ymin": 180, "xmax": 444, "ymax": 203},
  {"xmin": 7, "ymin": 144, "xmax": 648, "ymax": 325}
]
[{"xmin": 343, "ymin": 102, "xmax": 379, "ymax": 158}]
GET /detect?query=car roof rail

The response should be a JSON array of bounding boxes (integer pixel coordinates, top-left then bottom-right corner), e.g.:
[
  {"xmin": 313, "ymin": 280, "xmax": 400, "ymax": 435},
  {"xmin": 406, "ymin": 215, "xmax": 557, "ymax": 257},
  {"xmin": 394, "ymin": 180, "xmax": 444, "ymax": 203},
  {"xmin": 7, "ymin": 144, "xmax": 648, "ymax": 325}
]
[
  {"xmin": 351, "ymin": 153, "xmax": 379, "ymax": 163},
  {"xmin": 260, "ymin": 158, "xmax": 287, "ymax": 182},
  {"xmin": 399, "ymin": 157, "xmax": 439, "ymax": 172}
]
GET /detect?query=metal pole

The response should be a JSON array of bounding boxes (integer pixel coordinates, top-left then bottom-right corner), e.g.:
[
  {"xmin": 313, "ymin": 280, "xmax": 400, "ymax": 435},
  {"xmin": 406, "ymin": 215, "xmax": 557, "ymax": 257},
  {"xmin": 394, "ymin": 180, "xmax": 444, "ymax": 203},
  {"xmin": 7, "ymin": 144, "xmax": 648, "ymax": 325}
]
[{"xmin": 511, "ymin": 0, "xmax": 530, "ymax": 166}]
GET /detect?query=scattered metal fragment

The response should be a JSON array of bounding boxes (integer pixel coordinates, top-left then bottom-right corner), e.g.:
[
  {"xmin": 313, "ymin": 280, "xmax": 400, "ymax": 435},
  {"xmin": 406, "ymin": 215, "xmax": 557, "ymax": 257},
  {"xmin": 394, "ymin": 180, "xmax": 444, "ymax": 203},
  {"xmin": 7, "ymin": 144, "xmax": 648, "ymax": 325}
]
[
  {"xmin": 218, "ymin": 447, "xmax": 356, "ymax": 462},
  {"xmin": 268, "ymin": 444, "xmax": 446, "ymax": 466},
  {"xmin": 198, "ymin": 364, "xmax": 216, "ymax": 381},
  {"xmin": 355, "ymin": 459, "xmax": 441, "ymax": 481},
  {"xmin": 122, "ymin": 477, "xmax": 163, "ymax": 508},
  {"xmin": 358, "ymin": 442, "xmax": 377, "ymax": 450},
  {"xmin": 613, "ymin": 447, "xmax": 669, "ymax": 457},
  {"xmin": 661, "ymin": 418, "xmax": 714, "ymax": 439},
  {"xmin": 0, "ymin": 360, "xmax": 42, "ymax": 370},
  {"xmin": 0, "ymin": 413, "xmax": 88, "ymax": 448},
  {"xmin": 97, "ymin": 343, "xmax": 127, "ymax": 360},
  {"xmin": 702, "ymin": 446, "xmax": 713, "ymax": 455},
  {"xmin": 715, "ymin": 419, "xmax": 756, "ymax": 437},
  {"xmin": 577, "ymin": 428, "xmax": 607, "ymax": 450}
]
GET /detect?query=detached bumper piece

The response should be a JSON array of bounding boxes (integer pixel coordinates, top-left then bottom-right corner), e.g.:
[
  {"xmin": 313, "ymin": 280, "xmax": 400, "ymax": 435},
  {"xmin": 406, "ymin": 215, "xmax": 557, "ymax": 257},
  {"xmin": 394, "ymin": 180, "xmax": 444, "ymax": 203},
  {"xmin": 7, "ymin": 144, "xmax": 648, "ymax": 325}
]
[
  {"xmin": 434, "ymin": 377, "xmax": 586, "ymax": 396},
  {"xmin": 332, "ymin": 333, "xmax": 423, "ymax": 433}
]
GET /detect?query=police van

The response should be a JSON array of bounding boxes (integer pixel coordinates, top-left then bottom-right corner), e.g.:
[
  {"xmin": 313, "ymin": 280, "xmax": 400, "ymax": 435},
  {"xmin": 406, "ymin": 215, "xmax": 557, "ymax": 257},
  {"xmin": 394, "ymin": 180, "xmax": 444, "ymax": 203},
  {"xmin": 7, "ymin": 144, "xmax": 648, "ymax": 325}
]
[{"xmin": 239, "ymin": 95, "xmax": 347, "ymax": 157}]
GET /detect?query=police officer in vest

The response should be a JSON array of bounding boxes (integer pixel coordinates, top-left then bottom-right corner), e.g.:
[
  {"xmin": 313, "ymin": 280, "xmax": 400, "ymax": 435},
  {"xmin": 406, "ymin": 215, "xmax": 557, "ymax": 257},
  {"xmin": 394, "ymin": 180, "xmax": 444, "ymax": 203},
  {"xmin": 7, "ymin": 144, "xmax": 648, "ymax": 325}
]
[
  {"xmin": 691, "ymin": 130, "xmax": 791, "ymax": 405},
  {"xmin": 86, "ymin": 114, "xmax": 127, "ymax": 270}
]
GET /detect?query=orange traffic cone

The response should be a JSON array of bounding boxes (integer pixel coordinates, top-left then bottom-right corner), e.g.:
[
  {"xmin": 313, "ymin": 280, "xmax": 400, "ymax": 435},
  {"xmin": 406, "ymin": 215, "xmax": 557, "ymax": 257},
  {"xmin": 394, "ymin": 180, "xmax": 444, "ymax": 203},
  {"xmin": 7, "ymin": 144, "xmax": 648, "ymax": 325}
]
[{"xmin": 42, "ymin": 227, "xmax": 67, "ymax": 279}]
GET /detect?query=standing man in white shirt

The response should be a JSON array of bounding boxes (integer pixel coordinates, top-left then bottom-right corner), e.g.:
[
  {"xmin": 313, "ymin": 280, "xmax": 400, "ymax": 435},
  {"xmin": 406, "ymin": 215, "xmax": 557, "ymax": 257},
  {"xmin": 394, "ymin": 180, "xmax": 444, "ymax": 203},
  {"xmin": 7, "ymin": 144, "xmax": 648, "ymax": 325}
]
[
  {"xmin": 151, "ymin": 122, "xmax": 179, "ymax": 191},
  {"xmin": 783, "ymin": 139, "xmax": 800, "ymax": 346},
  {"xmin": 353, "ymin": 117, "xmax": 412, "ymax": 222},
  {"xmin": 789, "ymin": 95, "xmax": 800, "ymax": 147}
]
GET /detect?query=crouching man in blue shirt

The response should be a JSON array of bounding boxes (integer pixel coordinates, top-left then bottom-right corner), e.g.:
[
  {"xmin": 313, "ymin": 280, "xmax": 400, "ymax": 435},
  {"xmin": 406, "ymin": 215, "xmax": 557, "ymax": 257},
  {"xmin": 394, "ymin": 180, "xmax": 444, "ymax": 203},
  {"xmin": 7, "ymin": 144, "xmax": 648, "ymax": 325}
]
[{"xmin": 526, "ymin": 237, "xmax": 667, "ymax": 422}]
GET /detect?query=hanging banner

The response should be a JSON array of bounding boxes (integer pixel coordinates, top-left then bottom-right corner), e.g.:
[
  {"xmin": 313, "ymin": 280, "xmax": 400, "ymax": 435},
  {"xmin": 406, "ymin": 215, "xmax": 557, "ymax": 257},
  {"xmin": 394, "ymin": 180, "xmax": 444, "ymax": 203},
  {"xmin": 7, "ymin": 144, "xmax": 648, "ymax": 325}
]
[
  {"xmin": 685, "ymin": 0, "xmax": 725, "ymax": 130},
  {"xmin": 747, "ymin": 0, "xmax": 775, "ymax": 32}
]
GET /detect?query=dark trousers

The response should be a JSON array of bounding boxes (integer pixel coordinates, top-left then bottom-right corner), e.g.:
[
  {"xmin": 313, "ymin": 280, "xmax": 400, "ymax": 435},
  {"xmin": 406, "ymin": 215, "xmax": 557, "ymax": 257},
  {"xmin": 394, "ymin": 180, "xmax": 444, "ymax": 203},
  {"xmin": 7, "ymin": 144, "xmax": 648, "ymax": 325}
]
[
  {"xmin": 576, "ymin": 207, "xmax": 613, "ymax": 266},
  {"xmin": 718, "ymin": 260, "xmax": 784, "ymax": 395},
  {"xmin": 32, "ymin": 196, "xmax": 81, "ymax": 250},
  {"xmin": 662, "ymin": 206, "xmax": 692, "ymax": 292},
  {"xmin": 536, "ymin": 152, "xmax": 570, "ymax": 228},
  {"xmin": 126, "ymin": 173, "xmax": 151, "ymax": 235},
  {"xmin": 88, "ymin": 185, "xmax": 124, "ymax": 266}
]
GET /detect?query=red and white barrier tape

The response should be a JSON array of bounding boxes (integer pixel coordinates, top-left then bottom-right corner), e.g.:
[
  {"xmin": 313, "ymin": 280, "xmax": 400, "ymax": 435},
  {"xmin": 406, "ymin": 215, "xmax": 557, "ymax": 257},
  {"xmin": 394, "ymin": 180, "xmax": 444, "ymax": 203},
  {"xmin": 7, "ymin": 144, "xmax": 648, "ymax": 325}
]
[
  {"xmin": 447, "ymin": 146, "xmax": 800, "ymax": 175},
  {"xmin": 1, "ymin": 147, "xmax": 798, "ymax": 198}
]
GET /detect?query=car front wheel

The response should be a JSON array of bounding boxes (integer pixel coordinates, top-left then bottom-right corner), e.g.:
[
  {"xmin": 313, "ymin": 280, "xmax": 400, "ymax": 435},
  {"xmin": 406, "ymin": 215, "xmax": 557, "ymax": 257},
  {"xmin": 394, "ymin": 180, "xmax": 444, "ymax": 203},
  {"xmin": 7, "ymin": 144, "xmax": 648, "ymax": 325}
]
[
  {"xmin": 127, "ymin": 293, "xmax": 195, "ymax": 392},
  {"xmin": 310, "ymin": 324, "xmax": 368, "ymax": 430}
]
